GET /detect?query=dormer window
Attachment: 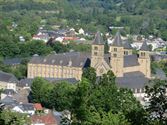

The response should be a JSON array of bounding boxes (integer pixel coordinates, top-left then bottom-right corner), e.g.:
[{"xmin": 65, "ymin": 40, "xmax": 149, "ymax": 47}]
[
  {"xmin": 60, "ymin": 60, "xmax": 63, "ymax": 65},
  {"xmin": 68, "ymin": 60, "xmax": 72, "ymax": 66},
  {"xmin": 52, "ymin": 60, "xmax": 55, "ymax": 64},
  {"xmin": 43, "ymin": 59, "xmax": 47, "ymax": 62}
]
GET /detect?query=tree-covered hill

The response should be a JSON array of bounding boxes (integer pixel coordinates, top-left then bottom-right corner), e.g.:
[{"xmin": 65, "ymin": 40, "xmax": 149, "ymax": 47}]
[{"xmin": 0, "ymin": 0, "xmax": 167, "ymax": 39}]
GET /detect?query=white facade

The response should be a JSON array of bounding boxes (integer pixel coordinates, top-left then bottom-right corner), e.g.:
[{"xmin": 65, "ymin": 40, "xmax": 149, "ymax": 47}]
[
  {"xmin": 55, "ymin": 37, "xmax": 64, "ymax": 43},
  {"xmin": 7, "ymin": 83, "xmax": 16, "ymax": 91},
  {"xmin": 78, "ymin": 28, "xmax": 84, "ymax": 35},
  {"xmin": 131, "ymin": 42, "xmax": 143, "ymax": 50},
  {"xmin": 12, "ymin": 106, "xmax": 35, "ymax": 115},
  {"xmin": 0, "ymin": 81, "xmax": 16, "ymax": 91},
  {"xmin": 12, "ymin": 106, "xmax": 24, "ymax": 113}
]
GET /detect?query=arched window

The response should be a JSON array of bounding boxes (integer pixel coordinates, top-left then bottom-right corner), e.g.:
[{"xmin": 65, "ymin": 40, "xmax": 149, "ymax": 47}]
[
  {"xmin": 94, "ymin": 46, "xmax": 98, "ymax": 50},
  {"xmin": 113, "ymin": 54, "xmax": 117, "ymax": 57},
  {"xmin": 94, "ymin": 52, "xmax": 98, "ymax": 56}
]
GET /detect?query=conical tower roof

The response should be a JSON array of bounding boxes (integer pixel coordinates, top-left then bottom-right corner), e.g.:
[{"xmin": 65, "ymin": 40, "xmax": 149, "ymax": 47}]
[
  {"xmin": 140, "ymin": 41, "xmax": 149, "ymax": 51},
  {"xmin": 112, "ymin": 31, "xmax": 123, "ymax": 47},
  {"xmin": 123, "ymin": 40, "xmax": 132, "ymax": 49},
  {"xmin": 93, "ymin": 31, "xmax": 104, "ymax": 45}
]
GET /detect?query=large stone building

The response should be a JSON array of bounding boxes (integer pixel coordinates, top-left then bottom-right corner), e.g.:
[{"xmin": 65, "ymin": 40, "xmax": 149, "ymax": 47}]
[
  {"xmin": 27, "ymin": 31, "xmax": 151, "ymax": 80},
  {"xmin": 91, "ymin": 31, "xmax": 151, "ymax": 78},
  {"xmin": 27, "ymin": 52, "xmax": 90, "ymax": 80}
]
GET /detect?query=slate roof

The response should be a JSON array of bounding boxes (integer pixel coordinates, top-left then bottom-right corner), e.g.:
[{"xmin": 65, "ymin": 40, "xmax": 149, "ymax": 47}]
[
  {"xmin": 21, "ymin": 103, "xmax": 34, "ymax": 111},
  {"xmin": 0, "ymin": 71, "xmax": 18, "ymax": 83},
  {"xmin": 112, "ymin": 31, "xmax": 123, "ymax": 47},
  {"xmin": 2, "ymin": 89, "xmax": 16, "ymax": 95},
  {"xmin": 92, "ymin": 31, "xmax": 104, "ymax": 45},
  {"xmin": 116, "ymin": 71, "xmax": 149, "ymax": 89},
  {"xmin": 123, "ymin": 40, "xmax": 133, "ymax": 49},
  {"xmin": 140, "ymin": 41, "xmax": 149, "ymax": 51},
  {"xmin": 104, "ymin": 54, "xmax": 111, "ymax": 66},
  {"xmin": 3, "ymin": 58, "xmax": 21, "ymax": 65},
  {"xmin": 103, "ymin": 54, "xmax": 139, "ymax": 68},
  {"xmin": 18, "ymin": 78, "xmax": 33, "ymax": 87},
  {"xmin": 0, "ymin": 96, "xmax": 18, "ymax": 105},
  {"xmin": 29, "ymin": 52, "xmax": 90, "ymax": 68},
  {"xmin": 124, "ymin": 55, "xmax": 139, "ymax": 67}
]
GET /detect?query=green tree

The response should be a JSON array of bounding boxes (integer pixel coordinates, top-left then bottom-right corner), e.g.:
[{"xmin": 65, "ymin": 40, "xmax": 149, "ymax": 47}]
[
  {"xmin": 51, "ymin": 42, "xmax": 69, "ymax": 53},
  {"xmin": 31, "ymin": 77, "xmax": 54, "ymax": 106},
  {"xmin": 0, "ymin": 40, "xmax": 20, "ymax": 57},
  {"xmin": 71, "ymin": 71, "xmax": 142, "ymax": 124},
  {"xmin": 145, "ymin": 79, "xmax": 167, "ymax": 125},
  {"xmin": 72, "ymin": 78, "xmax": 92, "ymax": 124},
  {"xmin": 0, "ymin": 110, "xmax": 30, "ymax": 125},
  {"xmin": 48, "ymin": 82, "xmax": 76, "ymax": 111},
  {"xmin": 86, "ymin": 108, "xmax": 131, "ymax": 125},
  {"xmin": 31, "ymin": 77, "xmax": 45, "ymax": 103},
  {"xmin": 82, "ymin": 67, "xmax": 96, "ymax": 85}
]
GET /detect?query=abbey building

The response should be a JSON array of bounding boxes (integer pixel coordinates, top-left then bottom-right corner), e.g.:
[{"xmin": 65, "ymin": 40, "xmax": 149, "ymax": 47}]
[
  {"xmin": 27, "ymin": 31, "xmax": 151, "ymax": 80},
  {"xmin": 91, "ymin": 31, "xmax": 151, "ymax": 78}
]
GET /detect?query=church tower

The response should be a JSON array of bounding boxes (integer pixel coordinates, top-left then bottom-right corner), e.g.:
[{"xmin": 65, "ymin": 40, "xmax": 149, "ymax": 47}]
[
  {"xmin": 138, "ymin": 41, "xmax": 151, "ymax": 78},
  {"xmin": 123, "ymin": 41, "xmax": 133, "ymax": 55},
  {"xmin": 91, "ymin": 32, "xmax": 104, "ymax": 68},
  {"xmin": 109, "ymin": 31, "xmax": 124, "ymax": 77}
]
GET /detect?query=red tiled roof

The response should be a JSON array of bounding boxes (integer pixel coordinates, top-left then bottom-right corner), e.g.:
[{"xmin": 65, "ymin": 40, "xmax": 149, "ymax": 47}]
[
  {"xmin": 33, "ymin": 34, "xmax": 48, "ymax": 39},
  {"xmin": 34, "ymin": 103, "xmax": 43, "ymax": 110},
  {"xmin": 31, "ymin": 112, "xmax": 57, "ymax": 125},
  {"xmin": 63, "ymin": 37, "xmax": 78, "ymax": 41}
]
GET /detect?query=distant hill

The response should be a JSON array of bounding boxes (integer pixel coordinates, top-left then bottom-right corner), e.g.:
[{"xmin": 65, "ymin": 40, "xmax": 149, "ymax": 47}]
[
  {"xmin": 0, "ymin": 0, "xmax": 55, "ymax": 3},
  {"xmin": 0, "ymin": 0, "xmax": 167, "ymax": 40}
]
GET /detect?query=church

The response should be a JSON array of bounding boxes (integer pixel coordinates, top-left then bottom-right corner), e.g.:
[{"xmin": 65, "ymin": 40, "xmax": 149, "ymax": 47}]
[
  {"xmin": 91, "ymin": 31, "xmax": 151, "ymax": 78},
  {"xmin": 27, "ymin": 31, "xmax": 151, "ymax": 81}
]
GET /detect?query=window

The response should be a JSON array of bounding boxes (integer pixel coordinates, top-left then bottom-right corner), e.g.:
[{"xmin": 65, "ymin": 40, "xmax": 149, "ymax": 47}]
[
  {"xmin": 114, "ymin": 48, "xmax": 117, "ymax": 52},
  {"xmin": 94, "ymin": 52, "xmax": 98, "ymax": 56},
  {"xmin": 94, "ymin": 46, "xmax": 98, "ymax": 50},
  {"xmin": 113, "ymin": 54, "xmax": 117, "ymax": 57},
  {"xmin": 124, "ymin": 51, "xmax": 128, "ymax": 55},
  {"xmin": 141, "ymin": 52, "xmax": 145, "ymax": 56}
]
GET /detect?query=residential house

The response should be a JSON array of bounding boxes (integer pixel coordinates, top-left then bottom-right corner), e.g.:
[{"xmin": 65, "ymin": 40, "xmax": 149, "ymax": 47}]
[
  {"xmin": 34, "ymin": 103, "xmax": 43, "ymax": 112},
  {"xmin": 32, "ymin": 33, "xmax": 49, "ymax": 43},
  {"xmin": 0, "ymin": 71, "xmax": 18, "ymax": 91},
  {"xmin": 12, "ymin": 103, "xmax": 35, "ymax": 115},
  {"xmin": 1, "ymin": 89, "xmax": 16, "ymax": 100},
  {"xmin": 78, "ymin": 28, "xmax": 85, "ymax": 35},
  {"xmin": 0, "ymin": 96, "xmax": 18, "ymax": 108}
]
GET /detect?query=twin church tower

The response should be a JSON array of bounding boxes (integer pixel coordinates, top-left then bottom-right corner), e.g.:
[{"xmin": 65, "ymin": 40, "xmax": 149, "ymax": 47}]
[{"xmin": 91, "ymin": 31, "xmax": 151, "ymax": 78}]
